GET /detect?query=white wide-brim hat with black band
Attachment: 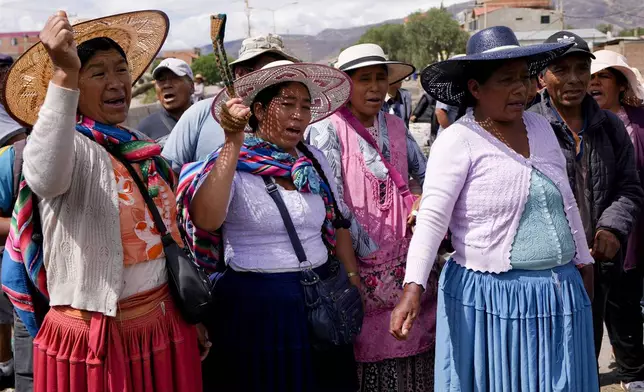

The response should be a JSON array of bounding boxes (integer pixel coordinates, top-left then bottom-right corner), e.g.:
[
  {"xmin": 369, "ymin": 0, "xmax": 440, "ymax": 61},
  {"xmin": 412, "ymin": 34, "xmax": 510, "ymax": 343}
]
[
  {"xmin": 421, "ymin": 26, "xmax": 574, "ymax": 106},
  {"xmin": 591, "ymin": 49, "xmax": 644, "ymax": 101},
  {"xmin": 335, "ymin": 44, "xmax": 415, "ymax": 85},
  {"xmin": 3, "ymin": 10, "xmax": 169, "ymax": 126},
  {"xmin": 211, "ymin": 60, "xmax": 352, "ymax": 125}
]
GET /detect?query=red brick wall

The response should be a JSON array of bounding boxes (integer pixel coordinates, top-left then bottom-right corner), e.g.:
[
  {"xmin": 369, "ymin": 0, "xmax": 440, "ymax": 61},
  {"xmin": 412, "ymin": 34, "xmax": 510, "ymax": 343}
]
[
  {"xmin": 160, "ymin": 50, "xmax": 199, "ymax": 66},
  {"xmin": 602, "ymin": 41, "xmax": 644, "ymax": 75},
  {"xmin": 623, "ymin": 42, "xmax": 644, "ymax": 75},
  {"xmin": 0, "ymin": 33, "xmax": 40, "ymax": 58}
]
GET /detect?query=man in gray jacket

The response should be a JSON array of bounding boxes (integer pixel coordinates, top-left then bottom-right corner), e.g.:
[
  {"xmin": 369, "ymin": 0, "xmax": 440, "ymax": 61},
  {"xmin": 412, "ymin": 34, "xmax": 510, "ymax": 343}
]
[{"xmin": 530, "ymin": 31, "xmax": 644, "ymax": 391}]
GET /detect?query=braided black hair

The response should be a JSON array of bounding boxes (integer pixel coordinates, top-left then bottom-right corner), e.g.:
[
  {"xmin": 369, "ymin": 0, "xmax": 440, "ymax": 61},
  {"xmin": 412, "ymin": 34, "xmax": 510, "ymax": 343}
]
[{"xmin": 297, "ymin": 141, "xmax": 351, "ymax": 229}]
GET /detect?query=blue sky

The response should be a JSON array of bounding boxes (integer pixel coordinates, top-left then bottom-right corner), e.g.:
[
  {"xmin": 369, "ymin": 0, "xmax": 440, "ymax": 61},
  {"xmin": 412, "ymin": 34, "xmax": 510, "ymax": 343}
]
[{"xmin": 0, "ymin": 0, "xmax": 457, "ymax": 49}]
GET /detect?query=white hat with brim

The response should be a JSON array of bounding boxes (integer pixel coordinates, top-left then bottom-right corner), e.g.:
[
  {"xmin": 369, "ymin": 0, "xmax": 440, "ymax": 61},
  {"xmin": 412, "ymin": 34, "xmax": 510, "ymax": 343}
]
[
  {"xmin": 229, "ymin": 34, "xmax": 300, "ymax": 66},
  {"xmin": 335, "ymin": 44, "xmax": 415, "ymax": 85},
  {"xmin": 591, "ymin": 50, "xmax": 644, "ymax": 101},
  {"xmin": 210, "ymin": 60, "xmax": 352, "ymax": 125}
]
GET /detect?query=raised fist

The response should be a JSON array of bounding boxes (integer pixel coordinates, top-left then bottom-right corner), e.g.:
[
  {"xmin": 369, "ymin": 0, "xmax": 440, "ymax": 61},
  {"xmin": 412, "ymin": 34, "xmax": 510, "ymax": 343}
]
[
  {"xmin": 40, "ymin": 11, "xmax": 81, "ymax": 73},
  {"xmin": 220, "ymin": 98, "xmax": 250, "ymax": 141}
]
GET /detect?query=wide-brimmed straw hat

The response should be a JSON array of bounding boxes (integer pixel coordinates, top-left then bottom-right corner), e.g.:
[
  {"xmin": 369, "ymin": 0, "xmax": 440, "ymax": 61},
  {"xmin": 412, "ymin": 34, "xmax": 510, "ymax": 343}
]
[
  {"xmin": 420, "ymin": 26, "xmax": 573, "ymax": 106},
  {"xmin": 335, "ymin": 44, "xmax": 415, "ymax": 85},
  {"xmin": 591, "ymin": 50, "xmax": 644, "ymax": 102},
  {"xmin": 211, "ymin": 60, "xmax": 352, "ymax": 125},
  {"xmin": 3, "ymin": 10, "xmax": 169, "ymax": 126}
]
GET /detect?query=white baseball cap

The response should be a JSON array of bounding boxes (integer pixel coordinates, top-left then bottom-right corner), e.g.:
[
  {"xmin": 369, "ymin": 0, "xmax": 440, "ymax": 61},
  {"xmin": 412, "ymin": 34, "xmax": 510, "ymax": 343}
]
[{"xmin": 153, "ymin": 58, "xmax": 194, "ymax": 80}]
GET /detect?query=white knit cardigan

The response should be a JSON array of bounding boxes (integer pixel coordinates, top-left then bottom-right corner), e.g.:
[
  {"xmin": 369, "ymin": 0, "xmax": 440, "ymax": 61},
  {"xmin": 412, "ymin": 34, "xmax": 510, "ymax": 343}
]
[{"xmin": 24, "ymin": 83, "xmax": 125, "ymax": 316}]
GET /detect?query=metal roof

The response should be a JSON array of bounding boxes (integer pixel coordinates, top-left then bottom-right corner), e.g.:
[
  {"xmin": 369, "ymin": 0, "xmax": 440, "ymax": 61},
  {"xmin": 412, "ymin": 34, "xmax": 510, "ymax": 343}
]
[
  {"xmin": 602, "ymin": 37, "xmax": 644, "ymax": 45},
  {"xmin": 514, "ymin": 29, "xmax": 607, "ymax": 41}
]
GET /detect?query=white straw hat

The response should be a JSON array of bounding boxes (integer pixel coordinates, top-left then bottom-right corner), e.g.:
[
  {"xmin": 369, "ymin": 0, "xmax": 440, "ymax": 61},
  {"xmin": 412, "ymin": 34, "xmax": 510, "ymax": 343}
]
[
  {"xmin": 335, "ymin": 44, "xmax": 415, "ymax": 85},
  {"xmin": 591, "ymin": 50, "xmax": 644, "ymax": 101},
  {"xmin": 211, "ymin": 60, "xmax": 352, "ymax": 125}
]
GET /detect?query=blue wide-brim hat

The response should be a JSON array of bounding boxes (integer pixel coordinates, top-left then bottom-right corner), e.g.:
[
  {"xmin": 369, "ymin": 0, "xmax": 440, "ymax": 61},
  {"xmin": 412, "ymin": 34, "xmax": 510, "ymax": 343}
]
[{"xmin": 420, "ymin": 26, "xmax": 574, "ymax": 106}]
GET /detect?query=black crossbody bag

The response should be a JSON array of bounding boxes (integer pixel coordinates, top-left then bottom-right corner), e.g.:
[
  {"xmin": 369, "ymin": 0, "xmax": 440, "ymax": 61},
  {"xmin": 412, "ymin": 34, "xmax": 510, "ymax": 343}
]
[
  {"xmin": 113, "ymin": 152, "xmax": 213, "ymax": 324},
  {"xmin": 262, "ymin": 177, "xmax": 364, "ymax": 347}
]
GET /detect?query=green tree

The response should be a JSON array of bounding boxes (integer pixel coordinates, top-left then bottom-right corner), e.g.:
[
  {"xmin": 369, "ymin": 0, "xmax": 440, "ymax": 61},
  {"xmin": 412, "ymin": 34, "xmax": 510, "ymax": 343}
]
[
  {"xmin": 619, "ymin": 27, "xmax": 644, "ymax": 37},
  {"xmin": 190, "ymin": 53, "xmax": 223, "ymax": 85},
  {"xmin": 403, "ymin": 8, "xmax": 469, "ymax": 69},
  {"xmin": 357, "ymin": 24, "xmax": 408, "ymax": 62},
  {"xmin": 597, "ymin": 24, "xmax": 613, "ymax": 34},
  {"xmin": 151, "ymin": 58, "xmax": 162, "ymax": 70}
]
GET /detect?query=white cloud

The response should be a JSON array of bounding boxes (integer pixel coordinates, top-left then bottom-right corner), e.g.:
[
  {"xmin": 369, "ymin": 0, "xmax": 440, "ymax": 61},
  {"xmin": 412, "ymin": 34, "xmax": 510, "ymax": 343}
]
[{"xmin": 0, "ymin": 0, "xmax": 462, "ymax": 49}]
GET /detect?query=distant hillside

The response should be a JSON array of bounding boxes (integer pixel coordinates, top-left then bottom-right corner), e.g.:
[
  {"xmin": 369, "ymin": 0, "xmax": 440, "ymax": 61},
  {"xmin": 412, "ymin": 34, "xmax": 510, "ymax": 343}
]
[
  {"xmin": 199, "ymin": 0, "xmax": 641, "ymax": 63},
  {"xmin": 200, "ymin": 19, "xmax": 406, "ymax": 64}
]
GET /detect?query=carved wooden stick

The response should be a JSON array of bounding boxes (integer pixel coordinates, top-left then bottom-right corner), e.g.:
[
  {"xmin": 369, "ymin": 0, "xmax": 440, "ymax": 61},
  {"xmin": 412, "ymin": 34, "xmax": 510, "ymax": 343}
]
[{"xmin": 210, "ymin": 14, "xmax": 236, "ymax": 98}]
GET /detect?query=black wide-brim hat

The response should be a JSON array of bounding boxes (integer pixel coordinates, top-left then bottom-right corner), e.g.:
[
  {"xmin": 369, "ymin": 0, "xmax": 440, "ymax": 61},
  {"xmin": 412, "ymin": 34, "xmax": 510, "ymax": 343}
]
[{"xmin": 420, "ymin": 26, "xmax": 574, "ymax": 106}]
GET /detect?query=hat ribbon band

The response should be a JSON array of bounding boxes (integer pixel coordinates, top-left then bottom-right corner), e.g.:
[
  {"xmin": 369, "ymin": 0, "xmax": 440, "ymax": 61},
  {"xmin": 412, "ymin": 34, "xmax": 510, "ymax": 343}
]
[
  {"xmin": 481, "ymin": 44, "xmax": 520, "ymax": 54},
  {"xmin": 339, "ymin": 55, "xmax": 387, "ymax": 71}
]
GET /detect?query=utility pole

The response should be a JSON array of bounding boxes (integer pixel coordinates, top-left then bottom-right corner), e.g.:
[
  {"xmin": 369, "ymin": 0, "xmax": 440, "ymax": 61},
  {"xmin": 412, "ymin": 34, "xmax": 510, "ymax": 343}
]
[
  {"xmin": 560, "ymin": 0, "xmax": 565, "ymax": 30},
  {"xmin": 272, "ymin": 10, "xmax": 277, "ymax": 34},
  {"xmin": 245, "ymin": 0, "xmax": 251, "ymax": 37}
]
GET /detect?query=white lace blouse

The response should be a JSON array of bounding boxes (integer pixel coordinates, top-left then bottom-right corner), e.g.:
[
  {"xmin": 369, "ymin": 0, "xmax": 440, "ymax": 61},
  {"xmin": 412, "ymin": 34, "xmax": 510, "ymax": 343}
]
[{"xmin": 221, "ymin": 146, "xmax": 339, "ymax": 273}]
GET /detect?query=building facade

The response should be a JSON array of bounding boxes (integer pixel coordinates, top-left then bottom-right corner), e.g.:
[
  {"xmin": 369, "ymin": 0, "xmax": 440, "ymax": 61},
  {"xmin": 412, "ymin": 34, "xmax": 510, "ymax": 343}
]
[
  {"xmin": 595, "ymin": 38, "xmax": 644, "ymax": 75},
  {"xmin": 461, "ymin": 7, "xmax": 562, "ymax": 32},
  {"xmin": 514, "ymin": 29, "xmax": 607, "ymax": 50},
  {"xmin": 0, "ymin": 31, "xmax": 40, "ymax": 58},
  {"xmin": 159, "ymin": 49, "xmax": 201, "ymax": 66}
]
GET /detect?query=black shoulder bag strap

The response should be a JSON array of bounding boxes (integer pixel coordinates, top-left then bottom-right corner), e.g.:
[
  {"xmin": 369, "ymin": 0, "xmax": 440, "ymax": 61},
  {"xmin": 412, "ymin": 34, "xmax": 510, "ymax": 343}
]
[{"xmin": 262, "ymin": 176, "xmax": 308, "ymax": 263}]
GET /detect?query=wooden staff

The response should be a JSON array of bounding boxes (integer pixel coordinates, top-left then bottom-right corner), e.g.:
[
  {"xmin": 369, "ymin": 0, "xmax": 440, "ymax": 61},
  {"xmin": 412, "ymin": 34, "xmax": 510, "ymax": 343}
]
[{"xmin": 210, "ymin": 14, "xmax": 236, "ymax": 98}]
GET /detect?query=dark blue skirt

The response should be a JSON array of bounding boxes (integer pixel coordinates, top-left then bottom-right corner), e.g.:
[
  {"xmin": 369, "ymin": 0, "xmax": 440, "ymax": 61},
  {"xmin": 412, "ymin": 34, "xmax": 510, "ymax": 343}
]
[{"xmin": 202, "ymin": 264, "xmax": 358, "ymax": 392}]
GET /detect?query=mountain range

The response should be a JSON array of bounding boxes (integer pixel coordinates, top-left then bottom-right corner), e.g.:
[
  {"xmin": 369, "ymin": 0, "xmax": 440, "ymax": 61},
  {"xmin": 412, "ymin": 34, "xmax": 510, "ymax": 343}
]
[{"xmin": 200, "ymin": 0, "xmax": 643, "ymax": 63}]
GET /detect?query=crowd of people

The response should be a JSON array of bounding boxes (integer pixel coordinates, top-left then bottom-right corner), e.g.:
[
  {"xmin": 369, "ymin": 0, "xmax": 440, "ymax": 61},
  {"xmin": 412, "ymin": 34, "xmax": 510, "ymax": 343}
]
[{"xmin": 0, "ymin": 7, "xmax": 642, "ymax": 392}]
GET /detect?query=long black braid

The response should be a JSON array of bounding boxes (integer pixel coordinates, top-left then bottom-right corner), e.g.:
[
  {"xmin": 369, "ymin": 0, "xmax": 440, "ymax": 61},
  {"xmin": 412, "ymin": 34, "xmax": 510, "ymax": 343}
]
[{"xmin": 297, "ymin": 141, "xmax": 351, "ymax": 230}]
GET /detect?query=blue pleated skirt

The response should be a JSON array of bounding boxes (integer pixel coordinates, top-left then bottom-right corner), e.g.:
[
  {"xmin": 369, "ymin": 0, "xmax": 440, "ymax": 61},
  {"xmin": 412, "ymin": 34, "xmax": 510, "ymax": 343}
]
[
  {"xmin": 435, "ymin": 260, "xmax": 599, "ymax": 392},
  {"xmin": 202, "ymin": 264, "xmax": 358, "ymax": 392}
]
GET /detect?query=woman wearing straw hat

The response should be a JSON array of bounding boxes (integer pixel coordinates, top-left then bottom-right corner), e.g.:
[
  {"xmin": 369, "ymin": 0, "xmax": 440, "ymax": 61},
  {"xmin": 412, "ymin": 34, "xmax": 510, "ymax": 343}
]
[
  {"xmin": 390, "ymin": 26, "xmax": 599, "ymax": 390},
  {"xmin": 193, "ymin": 73, "xmax": 205, "ymax": 102},
  {"xmin": 306, "ymin": 43, "xmax": 434, "ymax": 392},
  {"xmin": 589, "ymin": 49, "xmax": 644, "ymax": 391},
  {"xmin": 176, "ymin": 60, "xmax": 359, "ymax": 391},
  {"xmin": 1, "ymin": 10, "xmax": 204, "ymax": 392}
]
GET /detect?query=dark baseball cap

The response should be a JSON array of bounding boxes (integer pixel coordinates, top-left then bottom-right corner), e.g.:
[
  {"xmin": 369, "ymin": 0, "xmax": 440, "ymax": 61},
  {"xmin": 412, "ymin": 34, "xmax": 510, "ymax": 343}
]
[
  {"xmin": 0, "ymin": 54, "xmax": 13, "ymax": 66},
  {"xmin": 544, "ymin": 31, "xmax": 595, "ymax": 59}
]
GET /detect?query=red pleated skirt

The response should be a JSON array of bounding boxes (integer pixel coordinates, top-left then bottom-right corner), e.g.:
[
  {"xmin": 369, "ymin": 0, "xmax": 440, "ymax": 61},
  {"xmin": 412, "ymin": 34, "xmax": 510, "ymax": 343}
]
[{"xmin": 33, "ymin": 284, "xmax": 202, "ymax": 392}]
